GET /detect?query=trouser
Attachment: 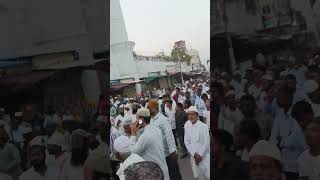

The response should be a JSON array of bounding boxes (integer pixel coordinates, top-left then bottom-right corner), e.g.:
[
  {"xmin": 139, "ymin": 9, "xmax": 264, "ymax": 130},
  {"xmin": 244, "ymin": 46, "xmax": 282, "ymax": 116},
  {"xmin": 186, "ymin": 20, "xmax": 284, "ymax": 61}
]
[
  {"xmin": 111, "ymin": 160, "xmax": 120, "ymax": 180},
  {"xmin": 166, "ymin": 155, "xmax": 182, "ymax": 180},
  {"xmin": 284, "ymin": 172, "xmax": 299, "ymax": 180},
  {"xmin": 178, "ymin": 131, "xmax": 187, "ymax": 154},
  {"xmin": 172, "ymin": 129, "xmax": 178, "ymax": 147}
]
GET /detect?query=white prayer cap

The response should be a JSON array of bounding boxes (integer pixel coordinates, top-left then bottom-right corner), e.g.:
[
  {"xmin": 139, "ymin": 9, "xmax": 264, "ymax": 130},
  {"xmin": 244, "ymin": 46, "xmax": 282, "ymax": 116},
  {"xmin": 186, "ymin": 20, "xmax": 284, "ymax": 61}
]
[
  {"xmin": 205, "ymin": 87, "xmax": 210, "ymax": 92},
  {"xmin": 129, "ymin": 98, "xmax": 134, "ymax": 100},
  {"xmin": 136, "ymin": 108, "xmax": 150, "ymax": 117},
  {"xmin": 114, "ymin": 136, "xmax": 131, "ymax": 153},
  {"xmin": 249, "ymin": 140, "xmax": 281, "ymax": 162},
  {"xmin": 29, "ymin": 136, "xmax": 45, "ymax": 147},
  {"xmin": 187, "ymin": 106, "xmax": 198, "ymax": 114},
  {"xmin": 14, "ymin": 112, "xmax": 23, "ymax": 117},
  {"xmin": 71, "ymin": 129, "xmax": 88, "ymax": 138},
  {"xmin": 280, "ymin": 71, "xmax": 288, "ymax": 76},
  {"xmin": 119, "ymin": 104, "xmax": 125, "ymax": 109},
  {"xmin": 62, "ymin": 115, "xmax": 74, "ymax": 122},
  {"xmin": 262, "ymin": 74, "xmax": 273, "ymax": 81},
  {"xmin": 125, "ymin": 104, "xmax": 132, "ymax": 109},
  {"xmin": 159, "ymin": 94, "xmax": 163, "ymax": 98},
  {"xmin": 234, "ymin": 70, "xmax": 241, "ymax": 76},
  {"xmin": 96, "ymin": 115, "xmax": 108, "ymax": 123},
  {"xmin": 225, "ymin": 90, "xmax": 235, "ymax": 97},
  {"xmin": 47, "ymin": 132, "xmax": 66, "ymax": 150},
  {"xmin": 303, "ymin": 80, "xmax": 319, "ymax": 94},
  {"xmin": 123, "ymin": 116, "xmax": 132, "ymax": 125},
  {"xmin": 21, "ymin": 126, "xmax": 32, "ymax": 134}
]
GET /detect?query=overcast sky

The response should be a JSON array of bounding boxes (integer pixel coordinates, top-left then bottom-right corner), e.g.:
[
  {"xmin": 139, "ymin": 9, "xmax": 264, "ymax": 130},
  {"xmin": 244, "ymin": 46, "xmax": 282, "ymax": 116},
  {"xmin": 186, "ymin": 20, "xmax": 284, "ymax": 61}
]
[{"xmin": 119, "ymin": 0, "xmax": 210, "ymax": 65}]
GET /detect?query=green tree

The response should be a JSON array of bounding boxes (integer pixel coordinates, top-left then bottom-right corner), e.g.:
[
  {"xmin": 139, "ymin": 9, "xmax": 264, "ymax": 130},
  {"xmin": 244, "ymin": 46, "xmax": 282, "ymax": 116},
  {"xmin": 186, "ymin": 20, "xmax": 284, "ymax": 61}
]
[{"xmin": 170, "ymin": 47, "xmax": 192, "ymax": 65}]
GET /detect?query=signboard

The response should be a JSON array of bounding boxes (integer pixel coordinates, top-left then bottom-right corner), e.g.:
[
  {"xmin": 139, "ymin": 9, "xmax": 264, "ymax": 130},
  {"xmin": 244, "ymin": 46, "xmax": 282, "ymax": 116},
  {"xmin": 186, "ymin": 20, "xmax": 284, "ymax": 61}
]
[
  {"xmin": 120, "ymin": 78, "xmax": 134, "ymax": 83},
  {"xmin": 32, "ymin": 51, "xmax": 77, "ymax": 70}
]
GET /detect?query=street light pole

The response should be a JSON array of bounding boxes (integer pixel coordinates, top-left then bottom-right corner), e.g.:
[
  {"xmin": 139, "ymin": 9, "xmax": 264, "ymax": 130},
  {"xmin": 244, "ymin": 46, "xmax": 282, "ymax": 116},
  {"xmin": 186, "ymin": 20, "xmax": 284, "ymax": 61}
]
[{"xmin": 177, "ymin": 49, "xmax": 184, "ymax": 85}]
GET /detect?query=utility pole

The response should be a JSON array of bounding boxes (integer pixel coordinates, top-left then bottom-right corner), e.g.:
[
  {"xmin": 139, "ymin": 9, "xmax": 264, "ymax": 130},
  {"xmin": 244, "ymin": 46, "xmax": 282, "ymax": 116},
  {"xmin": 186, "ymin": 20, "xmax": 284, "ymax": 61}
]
[{"xmin": 177, "ymin": 49, "xmax": 184, "ymax": 85}]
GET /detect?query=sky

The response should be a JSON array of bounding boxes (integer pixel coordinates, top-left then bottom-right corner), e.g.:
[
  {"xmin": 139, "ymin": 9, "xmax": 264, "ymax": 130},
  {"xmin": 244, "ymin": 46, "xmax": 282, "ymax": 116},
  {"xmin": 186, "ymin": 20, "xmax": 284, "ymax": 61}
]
[{"xmin": 119, "ymin": 0, "xmax": 210, "ymax": 65}]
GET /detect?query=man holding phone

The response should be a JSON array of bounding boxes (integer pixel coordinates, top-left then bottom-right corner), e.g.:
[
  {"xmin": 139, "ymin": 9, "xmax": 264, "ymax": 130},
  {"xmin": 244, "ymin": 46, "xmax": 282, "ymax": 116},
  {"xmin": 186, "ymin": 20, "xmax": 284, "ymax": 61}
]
[{"xmin": 129, "ymin": 108, "xmax": 170, "ymax": 180}]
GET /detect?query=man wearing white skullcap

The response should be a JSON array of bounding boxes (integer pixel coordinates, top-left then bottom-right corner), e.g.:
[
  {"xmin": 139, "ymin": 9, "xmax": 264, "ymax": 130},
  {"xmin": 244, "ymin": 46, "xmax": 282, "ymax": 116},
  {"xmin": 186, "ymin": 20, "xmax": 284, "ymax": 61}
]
[
  {"xmin": 249, "ymin": 140, "xmax": 284, "ymax": 180},
  {"xmin": 47, "ymin": 131, "xmax": 69, "ymax": 171},
  {"xmin": 19, "ymin": 136, "xmax": 60, "ymax": 180},
  {"xmin": 129, "ymin": 108, "xmax": 170, "ymax": 180},
  {"xmin": 184, "ymin": 106, "xmax": 210, "ymax": 180},
  {"xmin": 113, "ymin": 136, "xmax": 144, "ymax": 180}
]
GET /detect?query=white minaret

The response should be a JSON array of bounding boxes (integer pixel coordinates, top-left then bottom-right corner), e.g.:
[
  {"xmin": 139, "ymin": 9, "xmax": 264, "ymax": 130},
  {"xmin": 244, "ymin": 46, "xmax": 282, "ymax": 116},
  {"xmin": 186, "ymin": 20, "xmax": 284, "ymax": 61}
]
[{"xmin": 110, "ymin": 0, "xmax": 141, "ymax": 95}]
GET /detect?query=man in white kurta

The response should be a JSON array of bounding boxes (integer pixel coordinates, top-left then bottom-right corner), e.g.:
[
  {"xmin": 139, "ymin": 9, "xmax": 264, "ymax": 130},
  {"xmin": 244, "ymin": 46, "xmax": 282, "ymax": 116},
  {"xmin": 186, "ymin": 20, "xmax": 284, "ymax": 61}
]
[
  {"xmin": 113, "ymin": 136, "xmax": 145, "ymax": 180},
  {"xmin": 184, "ymin": 106, "xmax": 210, "ymax": 180},
  {"xmin": 129, "ymin": 108, "xmax": 170, "ymax": 180}
]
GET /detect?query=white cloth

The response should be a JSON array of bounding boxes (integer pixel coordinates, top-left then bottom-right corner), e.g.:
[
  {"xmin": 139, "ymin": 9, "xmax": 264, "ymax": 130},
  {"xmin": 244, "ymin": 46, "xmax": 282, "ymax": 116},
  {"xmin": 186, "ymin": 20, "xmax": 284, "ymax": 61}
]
[
  {"xmin": 60, "ymin": 158, "xmax": 84, "ymax": 180},
  {"xmin": 218, "ymin": 106, "xmax": 243, "ymax": 136},
  {"xmin": 164, "ymin": 99, "xmax": 176, "ymax": 113},
  {"xmin": 129, "ymin": 125, "xmax": 170, "ymax": 180},
  {"xmin": 115, "ymin": 114, "xmax": 129, "ymax": 134},
  {"xmin": 165, "ymin": 107, "xmax": 176, "ymax": 129},
  {"xmin": 178, "ymin": 95, "xmax": 186, "ymax": 104},
  {"xmin": 203, "ymin": 109, "xmax": 210, "ymax": 128},
  {"xmin": 116, "ymin": 153, "xmax": 145, "ymax": 180},
  {"xmin": 114, "ymin": 136, "xmax": 131, "ymax": 153},
  {"xmin": 297, "ymin": 150, "xmax": 320, "ymax": 180},
  {"xmin": 270, "ymin": 109, "xmax": 307, "ymax": 172},
  {"xmin": 19, "ymin": 166, "xmax": 60, "ymax": 180},
  {"xmin": 195, "ymin": 96, "xmax": 206, "ymax": 117},
  {"xmin": 184, "ymin": 120, "xmax": 210, "ymax": 179}
]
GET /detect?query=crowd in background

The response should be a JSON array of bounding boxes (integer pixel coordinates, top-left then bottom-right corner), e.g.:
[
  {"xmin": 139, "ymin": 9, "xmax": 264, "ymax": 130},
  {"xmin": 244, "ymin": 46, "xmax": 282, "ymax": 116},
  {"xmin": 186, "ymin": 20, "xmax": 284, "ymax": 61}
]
[{"xmin": 211, "ymin": 50, "xmax": 320, "ymax": 180}]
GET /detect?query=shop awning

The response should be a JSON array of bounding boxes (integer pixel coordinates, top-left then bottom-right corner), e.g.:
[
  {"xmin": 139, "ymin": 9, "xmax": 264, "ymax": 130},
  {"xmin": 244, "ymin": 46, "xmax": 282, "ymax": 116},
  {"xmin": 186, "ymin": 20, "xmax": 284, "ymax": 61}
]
[
  {"xmin": 0, "ymin": 60, "xmax": 31, "ymax": 68},
  {"xmin": 144, "ymin": 76, "xmax": 158, "ymax": 83},
  {"xmin": 111, "ymin": 83, "xmax": 129, "ymax": 91},
  {"xmin": 0, "ymin": 71, "xmax": 56, "ymax": 86}
]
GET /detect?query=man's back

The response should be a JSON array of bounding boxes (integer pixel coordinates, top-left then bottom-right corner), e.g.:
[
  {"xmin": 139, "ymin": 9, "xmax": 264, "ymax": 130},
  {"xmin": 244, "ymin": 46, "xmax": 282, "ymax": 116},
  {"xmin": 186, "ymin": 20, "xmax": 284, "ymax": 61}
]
[{"xmin": 130, "ymin": 125, "xmax": 170, "ymax": 180}]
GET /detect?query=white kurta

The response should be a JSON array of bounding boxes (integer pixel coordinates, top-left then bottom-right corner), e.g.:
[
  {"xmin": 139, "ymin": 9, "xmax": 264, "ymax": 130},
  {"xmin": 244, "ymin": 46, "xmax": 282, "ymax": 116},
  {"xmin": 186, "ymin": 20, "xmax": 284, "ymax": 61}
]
[
  {"xmin": 129, "ymin": 125, "xmax": 170, "ymax": 180},
  {"xmin": 19, "ymin": 166, "xmax": 60, "ymax": 180},
  {"xmin": 117, "ymin": 153, "xmax": 145, "ymax": 180},
  {"xmin": 165, "ymin": 107, "xmax": 176, "ymax": 130},
  {"xmin": 184, "ymin": 120, "xmax": 210, "ymax": 179},
  {"xmin": 297, "ymin": 150, "xmax": 320, "ymax": 180}
]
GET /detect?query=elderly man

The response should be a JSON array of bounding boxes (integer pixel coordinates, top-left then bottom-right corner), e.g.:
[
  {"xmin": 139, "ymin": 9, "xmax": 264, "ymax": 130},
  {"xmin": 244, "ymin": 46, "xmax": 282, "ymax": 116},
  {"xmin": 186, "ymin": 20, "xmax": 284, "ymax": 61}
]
[
  {"xmin": 249, "ymin": 140, "xmax": 284, "ymax": 180},
  {"xmin": 123, "ymin": 161, "xmax": 164, "ymax": 180},
  {"xmin": 129, "ymin": 108, "xmax": 170, "ymax": 180},
  {"xmin": 147, "ymin": 99, "xmax": 182, "ymax": 180},
  {"xmin": 184, "ymin": 106, "xmax": 210, "ymax": 180},
  {"xmin": 19, "ymin": 136, "xmax": 60, "ymax": 180},
  {"xmin": 113, "ymin": 136, "xmax": 144, "ymax": 180}
]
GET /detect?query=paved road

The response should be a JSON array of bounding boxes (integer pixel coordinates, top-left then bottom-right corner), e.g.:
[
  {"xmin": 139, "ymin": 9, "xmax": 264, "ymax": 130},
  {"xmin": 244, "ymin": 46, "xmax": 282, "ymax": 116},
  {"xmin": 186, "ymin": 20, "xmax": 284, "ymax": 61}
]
[
  {"xmin": 178, "ymin": 155, "xmax": 196, "ymax": 180},
  {"xmin": 176, "ymin": 138, "xmax": 196, "ymax": 180}
]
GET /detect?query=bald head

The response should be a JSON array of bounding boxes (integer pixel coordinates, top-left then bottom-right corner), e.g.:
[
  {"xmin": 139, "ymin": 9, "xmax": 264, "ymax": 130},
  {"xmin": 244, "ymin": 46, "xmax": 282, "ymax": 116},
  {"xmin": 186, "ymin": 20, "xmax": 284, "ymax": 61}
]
[{"xmin": 147, "ymin": 99, "xmax": 158, "ymax": 116}]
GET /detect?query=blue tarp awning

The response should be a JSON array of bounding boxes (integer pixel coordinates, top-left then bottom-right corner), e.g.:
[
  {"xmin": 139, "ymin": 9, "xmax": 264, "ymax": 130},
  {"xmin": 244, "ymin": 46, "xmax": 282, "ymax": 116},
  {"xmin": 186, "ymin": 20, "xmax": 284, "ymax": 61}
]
[{"xmin": 0, "ymin": 60, "xmax": 31, "ymax": 68}]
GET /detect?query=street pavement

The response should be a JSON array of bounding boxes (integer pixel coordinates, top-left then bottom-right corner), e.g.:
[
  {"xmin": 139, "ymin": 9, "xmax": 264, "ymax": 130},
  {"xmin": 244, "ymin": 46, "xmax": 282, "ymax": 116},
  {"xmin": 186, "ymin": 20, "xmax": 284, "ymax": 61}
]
[{"xmin": 176, "ymin": 139, "xmax": 197, "ymax": 180}]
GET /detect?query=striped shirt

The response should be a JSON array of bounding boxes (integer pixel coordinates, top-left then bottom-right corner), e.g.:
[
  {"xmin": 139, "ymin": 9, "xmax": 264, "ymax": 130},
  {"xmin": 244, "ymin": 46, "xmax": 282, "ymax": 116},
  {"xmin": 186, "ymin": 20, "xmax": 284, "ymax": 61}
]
[{"xmin": 150, "ymin": 112, "xmax": 177, "ymax": 157}]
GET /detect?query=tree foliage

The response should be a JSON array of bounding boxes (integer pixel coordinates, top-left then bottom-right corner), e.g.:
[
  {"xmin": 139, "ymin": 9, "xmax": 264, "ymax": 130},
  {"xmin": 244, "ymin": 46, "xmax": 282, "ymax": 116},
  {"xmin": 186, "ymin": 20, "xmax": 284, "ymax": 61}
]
[{"xmin": 170, "ymin": 47, "xmax": 192, "ymax": 65}]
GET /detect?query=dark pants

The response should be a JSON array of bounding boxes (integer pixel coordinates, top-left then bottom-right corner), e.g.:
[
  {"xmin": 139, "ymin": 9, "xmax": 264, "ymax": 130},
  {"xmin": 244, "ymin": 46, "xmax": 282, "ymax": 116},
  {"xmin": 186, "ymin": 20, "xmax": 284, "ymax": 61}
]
[
  {"xmin": 172, "ymin": 129, "xmax": 178, "ymax": 147},
  {"xmin": 177, "ymin": 130, "xmax": 187, "ymax": 154},
  {"xmin": 285, "ymin": 172, "xmax": 299, "ymax": 180},
  {"xmin": 166, "ymin": 154, "xmax": 182, "ymax": 180},
  {"xmin": 111, "ymin": 160, "xmax": 120, "ymax": 180}
]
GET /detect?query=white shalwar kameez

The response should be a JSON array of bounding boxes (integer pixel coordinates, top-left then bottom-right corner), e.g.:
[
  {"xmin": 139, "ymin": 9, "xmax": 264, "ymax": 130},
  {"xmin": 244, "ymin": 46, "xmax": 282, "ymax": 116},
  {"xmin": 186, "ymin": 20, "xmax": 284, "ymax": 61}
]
[{"xmin": 184, "ymin": 119, "xmax": 210, "ymax": 180}]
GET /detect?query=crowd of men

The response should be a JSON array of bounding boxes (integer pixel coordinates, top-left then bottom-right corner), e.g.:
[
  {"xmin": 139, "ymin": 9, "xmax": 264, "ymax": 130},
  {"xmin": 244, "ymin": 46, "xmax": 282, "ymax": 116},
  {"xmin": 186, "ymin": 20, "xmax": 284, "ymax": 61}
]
[
  {"xmin": 211, "ymin": 51, "xmax": 320, "ymax": 180},
  {"xmin": 0, "ymin": 77, "xmax": 211, "ymax": 180}
]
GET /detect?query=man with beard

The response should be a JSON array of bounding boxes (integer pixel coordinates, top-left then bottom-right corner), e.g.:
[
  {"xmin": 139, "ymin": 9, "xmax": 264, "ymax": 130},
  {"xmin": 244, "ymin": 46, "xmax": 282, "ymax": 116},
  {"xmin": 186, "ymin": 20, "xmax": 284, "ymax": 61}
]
[
  {"xmin": 19, "ymin": 136, "xmax": 60, "ymax": 180},
  {"xmin": 304, "ymin": 80, "xmax": 320, "ymax": 117}
]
